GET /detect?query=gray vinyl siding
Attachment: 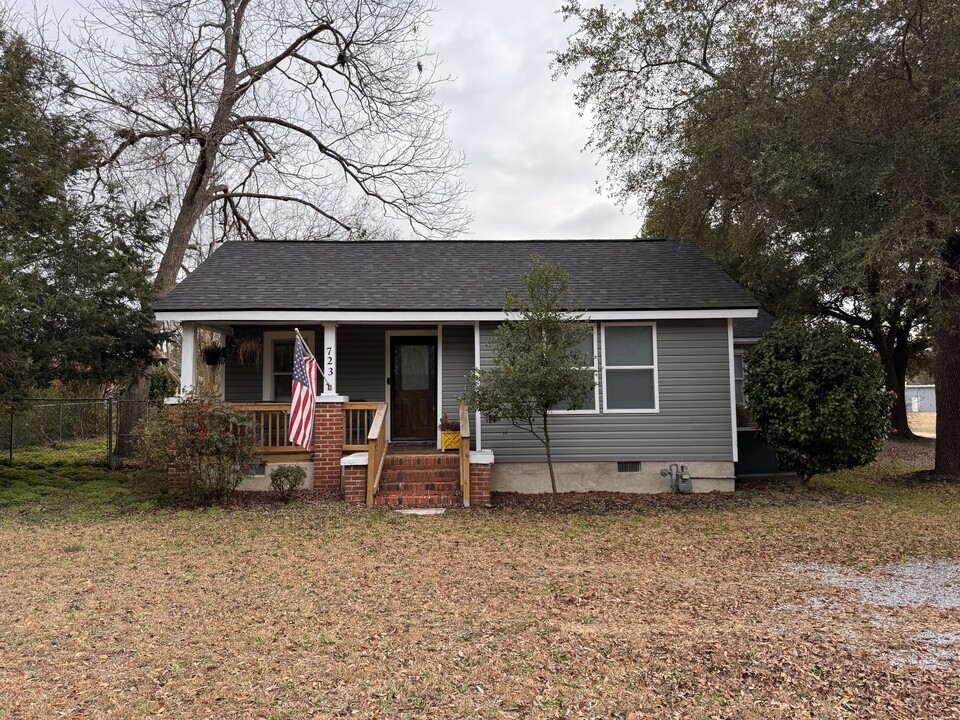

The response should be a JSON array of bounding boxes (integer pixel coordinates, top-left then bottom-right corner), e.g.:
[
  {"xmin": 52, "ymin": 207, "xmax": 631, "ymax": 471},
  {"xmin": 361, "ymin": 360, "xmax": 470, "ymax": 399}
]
[
  {"xmin": 478, "ymin": 319, "xmax": 734, "ymax": 462},
  {"xmin": 441, "ymin": 324, "xmax": 475, "ymax": 437},
  {"xmin": 337, "ymin": 325, "xmax": 386, "ymax": 402},
  {"xmin": 224, "ymin": 330, "xmax": 262, "ymax": 402}
]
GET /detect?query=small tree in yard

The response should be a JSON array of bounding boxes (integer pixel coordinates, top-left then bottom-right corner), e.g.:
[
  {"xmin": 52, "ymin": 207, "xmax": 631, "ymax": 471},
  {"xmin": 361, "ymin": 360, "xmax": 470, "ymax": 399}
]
[
  {"xmin": 462, "ymin": 258, "xmax": 595, "ymax": 494},
  {"xmin": 745, "ymin": 321, "xmax": 893, "ymax": 486}
]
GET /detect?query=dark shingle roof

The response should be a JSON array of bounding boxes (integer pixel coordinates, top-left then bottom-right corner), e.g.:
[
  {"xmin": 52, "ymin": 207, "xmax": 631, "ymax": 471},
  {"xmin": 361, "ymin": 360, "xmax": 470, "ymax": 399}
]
[
  {"xmin": 154, "ymin": 239, "xmax": 759, "ymax": 312},
  {"xmin": 733, "ymin": 308, "xmax": 776, "ymax": 340}
]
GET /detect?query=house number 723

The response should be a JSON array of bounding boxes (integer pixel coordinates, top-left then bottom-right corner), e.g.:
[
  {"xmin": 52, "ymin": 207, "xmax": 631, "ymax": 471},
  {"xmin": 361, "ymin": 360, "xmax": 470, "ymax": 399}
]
[{"xmin": 326, "ymin": 346, "xmax": 334, "ymax": 376}]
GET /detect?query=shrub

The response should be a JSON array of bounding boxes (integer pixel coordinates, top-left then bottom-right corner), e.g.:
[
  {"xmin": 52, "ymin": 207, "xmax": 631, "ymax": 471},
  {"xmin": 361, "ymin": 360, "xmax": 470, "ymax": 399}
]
[
  {"xmin": 745, "ymin": 320, "xmax": 893, "ymax": 485},
  {"xmin": 149, "ymin": 365, "xmax": 178, "ymax": 402},
  {"xmin": 270, "ymin": 464, "xmax": 307, "ymax": 502},
  {"xmin": 139, "ymin": 394, "xmax": 259, "ymax": 504}
]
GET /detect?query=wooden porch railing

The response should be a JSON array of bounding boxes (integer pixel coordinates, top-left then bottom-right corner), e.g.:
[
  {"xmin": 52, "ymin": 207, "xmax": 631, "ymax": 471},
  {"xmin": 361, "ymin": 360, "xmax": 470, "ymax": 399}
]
[
  {"xmin": 459, "ymin": 401, "xmax": 471, "ymax": 507},
  {"xmin": 365, "ymin": 403, "xmax": 388, "ymax": 507},
  {"xmin": 343, "ymin": 401, "xmax": 381, "ymax": 451},
  {"xmin": 230, "ymin": 403, "xmax": 303, "ymax": 454}
]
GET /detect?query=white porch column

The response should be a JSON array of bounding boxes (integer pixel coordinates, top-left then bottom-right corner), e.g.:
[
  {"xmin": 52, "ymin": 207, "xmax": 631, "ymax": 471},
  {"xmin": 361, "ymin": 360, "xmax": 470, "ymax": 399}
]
[
  {"xmin": 180, "ymin": 321, "xmax": 197, "ymax": 396},
  {"xmin": 321, "ymin": 322, "xmax": 338, "ymax": 396}
]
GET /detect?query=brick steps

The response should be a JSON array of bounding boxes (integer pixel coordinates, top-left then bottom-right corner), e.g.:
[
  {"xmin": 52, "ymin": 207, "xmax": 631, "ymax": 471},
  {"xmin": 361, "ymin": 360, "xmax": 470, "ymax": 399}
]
[
  {"xmin": 374, "ymin": 492, "xmax": 462, "ymax": 508},
  {"xmin": 374, "ymin": 452, "xmax": 462, "ymax": 508}
]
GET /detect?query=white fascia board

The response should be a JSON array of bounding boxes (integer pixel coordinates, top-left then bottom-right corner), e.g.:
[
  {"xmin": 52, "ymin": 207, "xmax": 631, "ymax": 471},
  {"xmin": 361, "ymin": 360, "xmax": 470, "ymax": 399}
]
[{"xmin": 154, "ymin": 308, "xmax": 760, "ymax": 323}]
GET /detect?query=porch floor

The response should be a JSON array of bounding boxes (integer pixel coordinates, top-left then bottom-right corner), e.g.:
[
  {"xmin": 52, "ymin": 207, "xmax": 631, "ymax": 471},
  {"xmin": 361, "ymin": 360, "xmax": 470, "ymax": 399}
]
[{"xmin": 385, "ymin": 442, "xmax": 447, "ymax": 456}]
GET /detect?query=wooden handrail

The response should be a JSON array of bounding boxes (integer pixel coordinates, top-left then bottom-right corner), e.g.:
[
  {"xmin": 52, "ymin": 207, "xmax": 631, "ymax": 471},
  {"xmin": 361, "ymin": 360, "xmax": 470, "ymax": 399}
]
[
  {"xmin": 229, "ymin": 403, "xmax": 289, "ymax": 411},
  {"xmin": 458, "ymin": 401, "xmax": 471, "ymax": 507},
  {"xmin": 366, "ymin": 402, "xmax": 389, "ymax": 507}
]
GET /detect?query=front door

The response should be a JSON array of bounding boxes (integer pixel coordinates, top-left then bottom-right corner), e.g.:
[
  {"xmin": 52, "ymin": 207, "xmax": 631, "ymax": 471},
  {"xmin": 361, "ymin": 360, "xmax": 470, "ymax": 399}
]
[{"xmin": 390, "ymin": 337, "xmax": 438, "ymax": 441}]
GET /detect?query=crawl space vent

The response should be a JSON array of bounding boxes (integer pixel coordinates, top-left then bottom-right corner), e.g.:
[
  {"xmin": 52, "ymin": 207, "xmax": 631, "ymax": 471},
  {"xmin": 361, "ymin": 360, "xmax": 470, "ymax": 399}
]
[{"xmin": 617, "ymin": 461, "xmax": 641, "ymax": 473}]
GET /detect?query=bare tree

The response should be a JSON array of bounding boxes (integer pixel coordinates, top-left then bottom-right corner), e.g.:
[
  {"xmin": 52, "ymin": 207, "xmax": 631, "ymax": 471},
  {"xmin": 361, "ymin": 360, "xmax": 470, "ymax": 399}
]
[{"xmin": 63, "ymin": 0, "xmax": 469, "ymax": 293}]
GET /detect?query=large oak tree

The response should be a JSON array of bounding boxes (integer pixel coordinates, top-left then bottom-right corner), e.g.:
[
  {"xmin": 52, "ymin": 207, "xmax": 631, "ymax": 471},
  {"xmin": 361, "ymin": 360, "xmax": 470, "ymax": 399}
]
[{"xmin": 556, "ymin": 0, "xmax": 960, "ymax": 473}]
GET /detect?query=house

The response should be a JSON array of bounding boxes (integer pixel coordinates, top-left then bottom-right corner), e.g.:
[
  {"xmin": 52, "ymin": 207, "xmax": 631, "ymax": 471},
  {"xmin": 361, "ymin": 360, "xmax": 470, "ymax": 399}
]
[{"xmin": 153, "ymin": 239, "xmax": 760, "ymax": 506}]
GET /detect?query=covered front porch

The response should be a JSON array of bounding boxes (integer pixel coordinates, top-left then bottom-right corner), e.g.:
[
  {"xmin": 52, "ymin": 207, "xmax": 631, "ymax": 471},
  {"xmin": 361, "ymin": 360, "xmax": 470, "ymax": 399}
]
[{"xmin": 176, "ymin": 321, "xmax": 493, "ymax": 507}]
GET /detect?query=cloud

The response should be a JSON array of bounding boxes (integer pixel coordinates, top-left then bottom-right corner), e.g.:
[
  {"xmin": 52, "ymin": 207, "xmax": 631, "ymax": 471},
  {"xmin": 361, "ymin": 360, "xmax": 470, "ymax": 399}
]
[{"xmin": 427, "ymin": 0, "xmax": 641, "ymax": 239}]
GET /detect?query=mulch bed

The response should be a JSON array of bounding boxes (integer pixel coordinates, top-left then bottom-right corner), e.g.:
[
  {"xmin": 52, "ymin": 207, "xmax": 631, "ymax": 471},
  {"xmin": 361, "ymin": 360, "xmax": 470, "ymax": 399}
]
[{"xmin": 490, "ymin": 476, "xmax": 864, "ymax": 516}]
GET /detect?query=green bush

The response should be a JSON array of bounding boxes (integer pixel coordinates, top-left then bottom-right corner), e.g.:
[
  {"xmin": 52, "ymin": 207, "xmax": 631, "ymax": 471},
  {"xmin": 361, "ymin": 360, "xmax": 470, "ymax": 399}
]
[
  {"xmin": 744, "ymin": 320, "xmax": 892, "ymax": 484},
  {"xmin": 149, "ymin": 365, "xmax": 178, "ymax": 402},
  {"xmin": 139, "ymin": 394, "xmax": 259, "ymax": 505},
  {"xmin": 270, "ymin": 464, "xmax": 307, "ymax": 502}
]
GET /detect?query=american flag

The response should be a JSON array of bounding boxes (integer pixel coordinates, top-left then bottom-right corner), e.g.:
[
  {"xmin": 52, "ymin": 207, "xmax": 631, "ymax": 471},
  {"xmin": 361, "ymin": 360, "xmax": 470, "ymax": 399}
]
[{"xmin": 288, "ymin": 334, "xmax": 318, "ymax": 449}]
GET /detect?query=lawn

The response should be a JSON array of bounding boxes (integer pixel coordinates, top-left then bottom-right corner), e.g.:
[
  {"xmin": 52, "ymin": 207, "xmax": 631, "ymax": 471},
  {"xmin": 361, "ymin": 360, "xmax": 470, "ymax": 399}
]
[{"xmin": 0, "ymin": 441, "xmax": 958, "ymax": 718}]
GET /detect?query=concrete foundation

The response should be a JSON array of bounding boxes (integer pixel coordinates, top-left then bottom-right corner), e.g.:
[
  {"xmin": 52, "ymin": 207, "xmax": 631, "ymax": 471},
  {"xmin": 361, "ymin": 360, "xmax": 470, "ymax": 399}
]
[
  {"xmin": 237, "ymin": 461, "xmax": 315, "ymax": 492},
  {"xmin": 491, "ymin": 461, "xmax": 735, "ymax": 494}
]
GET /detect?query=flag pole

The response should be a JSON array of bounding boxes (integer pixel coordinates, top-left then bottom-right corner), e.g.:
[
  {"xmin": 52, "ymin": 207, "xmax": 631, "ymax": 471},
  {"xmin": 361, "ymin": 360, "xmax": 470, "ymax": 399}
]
[
  {"xmin": 294, "ymin": 327, "xmax": 316, "ymax": 359},
  {"xmin": 295, "ymin": 327, "xmax": 332, "ymax": 391}
]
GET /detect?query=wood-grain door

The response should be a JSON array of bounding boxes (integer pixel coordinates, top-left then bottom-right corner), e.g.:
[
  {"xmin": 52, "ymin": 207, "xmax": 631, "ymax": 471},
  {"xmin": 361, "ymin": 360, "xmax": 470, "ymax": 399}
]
[{"xmin": 390, "ymin": 337, "xmax": 437, "ymax": 441}]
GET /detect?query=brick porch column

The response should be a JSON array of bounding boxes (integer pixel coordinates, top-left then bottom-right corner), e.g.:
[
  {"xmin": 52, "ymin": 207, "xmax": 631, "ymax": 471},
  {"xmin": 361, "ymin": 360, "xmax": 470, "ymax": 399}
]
[
  {"xmin": 469, "ymin": 450, "xmax": 495, "ymax": 507},
  {"xmin": 313, "ymin": 396, "xmax": 348, "ymax": 493}
]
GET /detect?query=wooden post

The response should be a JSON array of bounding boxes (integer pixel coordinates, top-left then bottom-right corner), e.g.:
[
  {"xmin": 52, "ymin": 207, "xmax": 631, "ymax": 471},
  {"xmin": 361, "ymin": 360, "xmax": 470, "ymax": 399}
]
[
  {"xmin": 459, "ymin": 401, "xmax": 471, "ymax": 507},
  {"xmin": 366, "ymin": 435, "xmax": 377, "ymax": 507}
]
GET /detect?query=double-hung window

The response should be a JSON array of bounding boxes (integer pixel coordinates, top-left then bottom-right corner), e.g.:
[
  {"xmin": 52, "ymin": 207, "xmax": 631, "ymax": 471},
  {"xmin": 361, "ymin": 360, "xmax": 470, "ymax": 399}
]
[
  {"xmin": 550, "ymin": 327, "xmax": 599, "ymax": 413},
  {"xmin": 601, "ymin": 323, "xmax": 658, "ymax": 412},
  {"xmin": 262, "ymin": 331, "xmax": 315, "ymax": 402}
]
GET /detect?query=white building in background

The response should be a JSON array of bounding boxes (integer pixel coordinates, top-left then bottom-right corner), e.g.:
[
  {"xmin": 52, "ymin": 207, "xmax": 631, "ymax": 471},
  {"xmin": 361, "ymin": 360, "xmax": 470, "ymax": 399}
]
[{"xmin": 904, "ymin": 385, "xmax": 936, "ymax": 413}]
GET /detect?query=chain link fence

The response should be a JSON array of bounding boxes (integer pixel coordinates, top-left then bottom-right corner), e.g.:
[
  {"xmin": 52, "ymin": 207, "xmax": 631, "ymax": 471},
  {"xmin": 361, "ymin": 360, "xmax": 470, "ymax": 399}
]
[{"xmin": 0, "ymin": 398, "xmax": 153, "ymax": 467}]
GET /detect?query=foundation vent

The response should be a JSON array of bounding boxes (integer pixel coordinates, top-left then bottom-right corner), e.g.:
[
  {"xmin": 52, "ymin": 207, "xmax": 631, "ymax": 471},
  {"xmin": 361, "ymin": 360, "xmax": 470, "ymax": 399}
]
[{"xmin": 617, "ymin": 461, "xmax": 641, "ymax": 473}]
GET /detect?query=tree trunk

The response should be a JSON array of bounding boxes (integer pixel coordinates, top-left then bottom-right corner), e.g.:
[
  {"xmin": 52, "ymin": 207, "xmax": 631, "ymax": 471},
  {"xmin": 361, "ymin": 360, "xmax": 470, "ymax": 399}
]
[
  {"xmin": 934, "ymin": 325, "xmax": 960, "ymax": 476},
  {"xmin": 116, "ymin": 373, "xmax": 151, "ymax": 459},
  {"xmin": 542, "ymin": 412, "xmax": 558, "ymax": 494},
  {"xmin": 153, "ymin": 142, "xmax": 221, "ymax": 293},
  {"xmin": 935, "ymin": 238, "xmax": 960, "ymax": 476},
  {"xmin": 883, "ymin": 344, "xmax": 914, "ymax": 439},
  {"xmin": 872, "ymin": 318, "xmax": 915, "ymax": 439}
]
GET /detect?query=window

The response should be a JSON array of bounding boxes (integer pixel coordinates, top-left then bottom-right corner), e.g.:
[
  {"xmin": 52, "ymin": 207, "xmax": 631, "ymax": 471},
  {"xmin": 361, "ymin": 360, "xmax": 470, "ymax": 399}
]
[
  {"xmin": 550, "ymin": 328, "xmax": 599, "ymax": 413},
  {"xmin": 601, "ymin": 323, "xmax": 658, "ymax": 412},
  {"xmin": 734, "ymin": 351, "xmax": 746, "ymax": 406},
  {"xmin": 272, "ymin": 341, "xmax": 294, "ymax": 402},
  {"xmin": 261, "ymin": 331, "xmax": 315, "ymax": 402}
]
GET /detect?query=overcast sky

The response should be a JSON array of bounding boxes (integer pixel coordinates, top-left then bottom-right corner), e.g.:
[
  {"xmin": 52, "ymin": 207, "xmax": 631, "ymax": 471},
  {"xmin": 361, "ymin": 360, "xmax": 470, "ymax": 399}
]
[
  {"xmin": 39, "ymin": 0, "xmax": 640, "ymax": 240},
  {"xmin": 426, "ymin": 1, "xmax": 640, "ymax": 239}
]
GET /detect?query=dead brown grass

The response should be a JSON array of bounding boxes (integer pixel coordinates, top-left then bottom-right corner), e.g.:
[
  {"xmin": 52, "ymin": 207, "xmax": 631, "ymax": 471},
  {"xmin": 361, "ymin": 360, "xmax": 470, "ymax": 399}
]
[
  {"xmin": 1, "ymin": 472, "xmax": 959, "ymax": 719},
  {"xmin": 908, "ymin": 412, "xmax": 937, "ymax": 438}
]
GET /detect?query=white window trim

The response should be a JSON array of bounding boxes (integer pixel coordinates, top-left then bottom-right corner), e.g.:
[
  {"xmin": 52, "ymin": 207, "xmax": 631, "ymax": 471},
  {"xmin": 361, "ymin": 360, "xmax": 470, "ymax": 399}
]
[
  {"xmin": 548, "ymin": 324, "xmax": 600, "ymax": 415},
  {"xmin": 733, "ymin": 346, "xmax": 756, "ymax": 432},
  {"xmin": 727, "ymin": 319, "xmax": 739, "ymax": 462},
  {"xmin": 600, "ymin": 322, "xmax": 660, "ymax": 414},
  {"xmin": 262, "ymin": 330, "xmax": 315, "ymax": 402}
]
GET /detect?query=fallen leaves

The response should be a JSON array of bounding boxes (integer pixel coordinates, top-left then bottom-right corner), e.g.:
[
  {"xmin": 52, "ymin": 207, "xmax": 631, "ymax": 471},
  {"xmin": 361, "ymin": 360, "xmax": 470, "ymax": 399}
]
[{"xmin": 0, "ymin": 447, "xmax": 958, "ymax": 718}]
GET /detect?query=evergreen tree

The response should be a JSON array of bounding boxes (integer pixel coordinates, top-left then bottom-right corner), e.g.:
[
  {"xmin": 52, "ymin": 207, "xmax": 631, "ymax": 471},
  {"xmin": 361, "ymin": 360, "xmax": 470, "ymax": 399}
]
[{"xmin": 0, "ymin": 23, "xmax": 162, "ymax": 403}]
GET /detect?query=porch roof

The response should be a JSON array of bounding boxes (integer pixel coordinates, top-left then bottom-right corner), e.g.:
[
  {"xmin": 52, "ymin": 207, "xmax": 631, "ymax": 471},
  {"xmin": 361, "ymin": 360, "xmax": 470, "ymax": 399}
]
[{"xmin": 154, "ymin": 238, "xmax": 759, "ymax": 317}]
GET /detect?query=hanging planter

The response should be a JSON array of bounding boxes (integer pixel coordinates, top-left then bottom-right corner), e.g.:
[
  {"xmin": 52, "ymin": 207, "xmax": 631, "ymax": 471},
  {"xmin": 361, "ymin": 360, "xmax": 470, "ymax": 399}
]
[
  {"xmin": 232, "ymin": 330, "xmax": 262, "ymax": 369},
  {"xmin": 200, "ymin": 343, "xmax": 226, "ymax": 367}
]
